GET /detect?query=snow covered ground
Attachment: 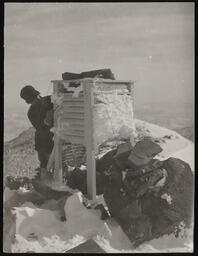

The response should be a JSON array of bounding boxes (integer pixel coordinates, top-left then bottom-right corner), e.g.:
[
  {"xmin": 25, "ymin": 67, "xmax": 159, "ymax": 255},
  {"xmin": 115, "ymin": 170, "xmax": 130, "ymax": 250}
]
[
  {"xmin": 5, "ymin": 119, "xmax": 194, "ymax": 253},
  {"xmin": 135, "ymin": 119, "xmax": 194, "ymax": 171}
]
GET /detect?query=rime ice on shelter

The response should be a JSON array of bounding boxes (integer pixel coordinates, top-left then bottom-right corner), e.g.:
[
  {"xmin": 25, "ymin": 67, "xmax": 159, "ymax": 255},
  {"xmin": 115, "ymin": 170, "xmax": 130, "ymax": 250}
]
[{"xmin": 51, "ymin": 77, "xmax": 136, "ymax": 199}]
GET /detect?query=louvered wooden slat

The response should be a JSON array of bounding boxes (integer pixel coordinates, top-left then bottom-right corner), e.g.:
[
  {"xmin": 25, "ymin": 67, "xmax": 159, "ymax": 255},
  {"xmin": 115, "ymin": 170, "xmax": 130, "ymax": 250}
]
[
  {"xmin": 60, "ymin": 109, "xmax": 84, "ymax": 114},
  {"xmin": 59, "ymin": 118, "xmax": 85, "ymax": 127},
  {"xmin": 62, "ymin": 106, "xmax": 85, "ymax": 112},
  {"xmin": 61, "ymin": 113, "xmax": 84, "ymax": 119},
  {"xmin": 62, "ymin": 101, "xmax": 85, "ymax": 107},
  {"xmin": 62, "ymin": 136, "xmax": 85, "ymax": 145}
]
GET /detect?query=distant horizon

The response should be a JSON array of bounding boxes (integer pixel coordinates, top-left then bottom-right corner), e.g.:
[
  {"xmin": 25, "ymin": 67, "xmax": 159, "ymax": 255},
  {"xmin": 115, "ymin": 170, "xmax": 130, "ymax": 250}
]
[{"xmin": 5, "ymin": 3, "xmax": 194, "ymax": 108}]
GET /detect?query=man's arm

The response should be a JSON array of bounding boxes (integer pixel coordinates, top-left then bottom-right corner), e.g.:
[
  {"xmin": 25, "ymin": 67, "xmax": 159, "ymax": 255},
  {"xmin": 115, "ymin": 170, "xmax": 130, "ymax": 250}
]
[
  {"xmin": 43, "ymin": 96, "xmax": 53, "ymax": 111},
  {"xmin": 44, "ymin": 109, "xmax": 54, "ymax": 127},
  {"xmin": 28, "ymin": 104, "xmax": 46, "ymax": 130}
]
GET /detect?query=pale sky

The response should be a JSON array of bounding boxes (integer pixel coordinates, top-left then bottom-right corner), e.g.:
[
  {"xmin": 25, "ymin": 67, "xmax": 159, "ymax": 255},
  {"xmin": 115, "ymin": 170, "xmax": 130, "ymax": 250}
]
[{"xmin": 4, "ymin": 2, "xmax": 194, "ymax": 113}]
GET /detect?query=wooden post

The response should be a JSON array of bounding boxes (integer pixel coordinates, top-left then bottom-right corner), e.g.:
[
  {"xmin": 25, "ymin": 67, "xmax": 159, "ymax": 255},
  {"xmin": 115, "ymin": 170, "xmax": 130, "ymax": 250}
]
[
  {"xmin": 130, "ymin": 81, "xmax": 135, "ymax": 111},
  {"xmin": 83, "ymin": 80, "xmax": 96, "ymax": 200},
  {"xmin": 47, "ymin": 147, "xmax": 55, "ymax": 172},
  {"xmin": 128, "ymin": 81, "xmax": 136, "ymax": 146},
  {"xmin": 53, "ymin": 82, "xmax": 63, "ymax": 185}
]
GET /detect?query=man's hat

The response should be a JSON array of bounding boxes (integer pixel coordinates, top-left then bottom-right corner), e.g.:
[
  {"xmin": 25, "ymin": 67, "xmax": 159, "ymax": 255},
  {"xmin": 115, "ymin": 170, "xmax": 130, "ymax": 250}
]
[{"xmin": 20, "ymin": 85, "xmax": 40, "ymax": 100}]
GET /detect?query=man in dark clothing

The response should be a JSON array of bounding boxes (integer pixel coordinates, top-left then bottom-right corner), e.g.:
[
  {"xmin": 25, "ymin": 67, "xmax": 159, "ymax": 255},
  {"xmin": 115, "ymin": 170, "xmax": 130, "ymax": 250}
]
[{"xmin": 20, "ymin": 85, "xmax": 54, "ymax": 178}]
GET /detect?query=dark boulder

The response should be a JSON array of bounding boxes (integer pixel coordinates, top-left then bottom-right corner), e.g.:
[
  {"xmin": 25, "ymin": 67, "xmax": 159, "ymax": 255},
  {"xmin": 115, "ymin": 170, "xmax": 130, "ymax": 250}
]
[
  {"xmin": 127, "ymin": 138, "xmax": 162, "ymax": 168},
  {"xmin": 67, "ymin": 167, "xmax": 107, "ymax": 196},
  {"xmin": 103, "ymin": 157, "xmax": 194, "ymax": 246},
  {"xmin": 117, "ymin": 212, "xmax": 152, "ymax": 247},
  {"xmin": 103, "ymin": 184, "xmax": 131, "ymax": 217},
  {"xmin": 113, "ymin": 142, "xmax": 133, "ymax": 169},
  {"xmin": 160, "ymin": 157, "xmax": 194, "ymax": 227},
  {"xmin": 67, "ymin": 168, "xmax": 87, "ymax": 194},
  {"xmin": 96, "ymin": 149, "xmax": 117, "ymax": 174}
]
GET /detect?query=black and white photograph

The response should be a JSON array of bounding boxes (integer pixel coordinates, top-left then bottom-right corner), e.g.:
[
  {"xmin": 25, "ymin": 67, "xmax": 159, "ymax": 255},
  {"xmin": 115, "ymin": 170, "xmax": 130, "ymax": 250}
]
[{"xmin": 3, "ymin": 2, "xmax": 194, "ymax": 253}]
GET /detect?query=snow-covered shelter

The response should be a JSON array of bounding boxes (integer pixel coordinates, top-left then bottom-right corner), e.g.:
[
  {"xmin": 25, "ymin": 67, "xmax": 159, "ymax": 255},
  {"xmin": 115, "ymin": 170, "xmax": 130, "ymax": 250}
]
[{"xmin": 51, "ymin": 78, "xmax": 135, "ymax": 199}]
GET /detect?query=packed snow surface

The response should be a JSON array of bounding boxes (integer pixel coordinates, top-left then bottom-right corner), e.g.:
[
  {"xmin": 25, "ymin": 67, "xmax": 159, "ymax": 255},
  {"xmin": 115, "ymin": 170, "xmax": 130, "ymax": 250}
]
[{"xmin": 7, "ymin": 119, "xmax": 194, "ymax": 253}]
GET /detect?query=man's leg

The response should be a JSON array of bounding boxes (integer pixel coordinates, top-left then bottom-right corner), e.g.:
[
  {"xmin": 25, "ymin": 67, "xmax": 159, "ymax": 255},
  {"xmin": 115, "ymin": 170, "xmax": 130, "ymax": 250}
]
[
  {"xmin": 37, "ymin": 150, "xmax": 45, "ymax": 168},
  {"xmin": 37, "ymin": 150, "xmax": 54, "ymax": 181},
  {"xmin": 36, "ymin": 150, "xmax": 46, "ymax": 179}
]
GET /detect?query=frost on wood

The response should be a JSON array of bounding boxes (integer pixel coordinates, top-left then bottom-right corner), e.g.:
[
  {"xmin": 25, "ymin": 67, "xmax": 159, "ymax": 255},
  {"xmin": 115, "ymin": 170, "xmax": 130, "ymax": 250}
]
[{"xmin": 93, "ymin": 90, "xmax": 136, "ymax": 148}]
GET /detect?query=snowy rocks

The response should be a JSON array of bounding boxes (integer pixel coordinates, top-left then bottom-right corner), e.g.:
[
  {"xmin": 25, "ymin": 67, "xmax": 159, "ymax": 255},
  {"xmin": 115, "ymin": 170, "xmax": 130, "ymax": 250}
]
[
  {"xmin": 66, "ymin": 138, "xmax": 193, "ymax": 248},
  {"xmin": 63, "ymin": 192, "xmax": 112, "ymax": 239},
  {"xmin": 114, "ymin": 141, "xmax": 133, "ymax": 159},
  {"xmin": 3, "ymin": 177, "xmax": 74, "ymax": 252},
  {"xmin": 13, "ymin": 203, "xmax": 69, "ymax": 250},
  {"xmin": 96, "ymin": 149, "xmax": 117, "ymax": 174},
  {"xmin": 159, "ymin": 158, "xmax": 194, "ymax": 227},
  {"xmin": 127, "ymin": 138, "xmax": 162, "ymax": 168},
  {"xmin": 5, "ymin": 175, "xmax": 33, "ymax": 190},
  {"xmin": 114, "ymin": 141, "xmax": 133, "ymax": 169},
  {"xmin": 4, "ymin": 177, "xmax": 73, "ymax": 225},
  {"xmin": 101, "ymin": 140, "xmax": 193, "ymax": 247}
]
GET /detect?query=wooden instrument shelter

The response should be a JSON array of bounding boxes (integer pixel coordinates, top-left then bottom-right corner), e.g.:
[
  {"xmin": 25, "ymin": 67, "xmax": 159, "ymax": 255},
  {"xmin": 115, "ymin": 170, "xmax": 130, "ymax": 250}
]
[{"xmin": 51, "ymin": 78, "xmax": 134, "ymax": 200}]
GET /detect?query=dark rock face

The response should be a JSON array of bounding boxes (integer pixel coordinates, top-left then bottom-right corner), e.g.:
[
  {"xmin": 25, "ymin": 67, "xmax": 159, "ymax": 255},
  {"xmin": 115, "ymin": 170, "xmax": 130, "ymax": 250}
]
[
  {"xmin": 67, "ymin": 167, "xmax": 107, "ymax": 196},
  {"xmin": 127, "ymin": 138, "xmax": 162, "ymax": 168},
  {"xmin": 67, "ymin": 148, "xmax": 119, "ymax": 195},
  {"xmin": 102, "ymin": 155, "xmax": 194, "ymax": 246},
  {"xmin": 103, "ymin": 185, "xmax": 130, "ymax": 216},
  {"xmin": 160, "ymin": 158, "xmax": 194, "ymax": 227},
  {"xmin": 67, "ymin": 168, "xmax": 87, "ymax": 194},
  {"xmin": 96, "ymin": 149, "xmax": 117, "ymax": 173},
  {"xmin": 66, "ymin": 239, "xmax": 106, "ymax": 253},
  {"xmin": 113, "ymin": 142, "xmax": 133, "ymax": 169},
  {"xmin": 61, "ymin": 139, "xmax": 194, "ymax": 247},
  {"xmin": 118, "ymin": 212, "xmax": 152, "ymax": 247}
]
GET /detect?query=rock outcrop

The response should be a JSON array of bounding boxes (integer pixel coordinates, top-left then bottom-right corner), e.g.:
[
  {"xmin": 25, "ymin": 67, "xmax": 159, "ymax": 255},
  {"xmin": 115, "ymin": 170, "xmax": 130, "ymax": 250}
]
[{"xmin": 67, "ymin": 138, "xmax": 194, "ymax": 247}]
